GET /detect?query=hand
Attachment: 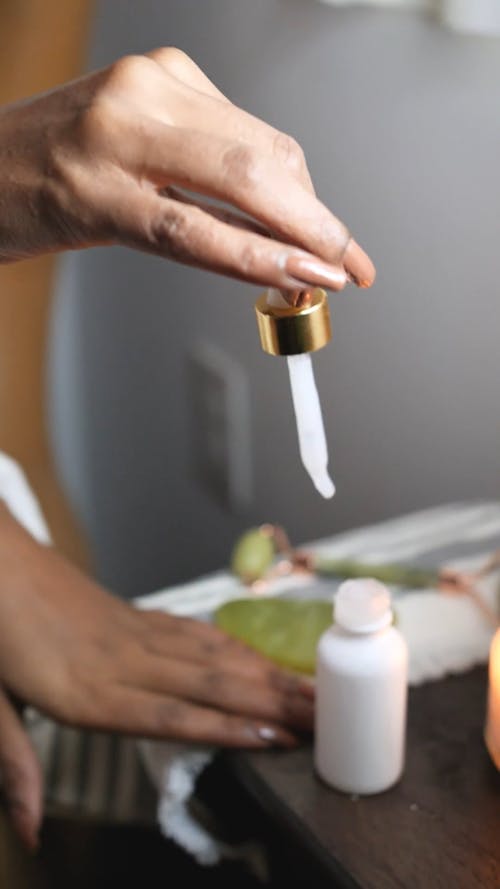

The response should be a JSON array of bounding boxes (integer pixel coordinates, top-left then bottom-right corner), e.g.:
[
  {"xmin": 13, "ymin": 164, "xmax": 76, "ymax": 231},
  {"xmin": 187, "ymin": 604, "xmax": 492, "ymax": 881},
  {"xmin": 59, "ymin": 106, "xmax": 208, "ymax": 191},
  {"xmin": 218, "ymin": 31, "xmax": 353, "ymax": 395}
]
[
  {"xmin": 0, "ymin": 47, "xmax": 375, "ymax": 294},
  {"xmin": 0, "ymin": 506, "xmax": 313, "ymax": 850}
]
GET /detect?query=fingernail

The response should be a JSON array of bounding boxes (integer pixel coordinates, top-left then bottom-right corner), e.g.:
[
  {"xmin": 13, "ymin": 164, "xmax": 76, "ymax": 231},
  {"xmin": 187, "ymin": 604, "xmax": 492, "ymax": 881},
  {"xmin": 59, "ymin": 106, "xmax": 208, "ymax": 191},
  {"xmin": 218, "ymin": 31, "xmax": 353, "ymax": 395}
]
[
  {"xmin": 257, "ymin": 726, "xmax": 298, "ymax": 748},
  {"xmin": 293, "ymin": 290, "xmax": 313, "ymax": 308},
  {"xmin": 286, "ymin": 255, "xmax": 347, "ymax": 291},
  {"xmin": 298, "ymin": 677, "xmax": 316, "ymax": 699},
  {"xmin": 258, "ymin": 726, "xmax": 278, "ymax": 742},
  {"xmin": 344, "ymin": 238, "xmax": 376, "ymax": 288}
]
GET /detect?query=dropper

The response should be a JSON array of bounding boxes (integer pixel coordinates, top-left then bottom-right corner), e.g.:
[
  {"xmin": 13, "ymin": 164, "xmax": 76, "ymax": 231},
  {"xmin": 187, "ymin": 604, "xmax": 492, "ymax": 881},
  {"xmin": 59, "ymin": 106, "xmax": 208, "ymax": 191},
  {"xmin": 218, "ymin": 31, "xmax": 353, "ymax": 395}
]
[
  {"xmin": 287, "ymin": 352, "xmax": 335, "ymax": 498},
  {"xmin": 255, "ymin": 288, "xmax": 335, "ymax": 499}
]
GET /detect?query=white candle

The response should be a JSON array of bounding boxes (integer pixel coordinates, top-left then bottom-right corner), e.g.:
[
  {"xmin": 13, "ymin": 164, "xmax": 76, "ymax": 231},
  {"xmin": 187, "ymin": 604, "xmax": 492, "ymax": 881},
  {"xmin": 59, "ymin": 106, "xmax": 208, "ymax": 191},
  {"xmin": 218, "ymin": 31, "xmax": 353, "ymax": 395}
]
[{"xmin": 485, "ymin": 627, "xmax": 500, "ymax": 769}]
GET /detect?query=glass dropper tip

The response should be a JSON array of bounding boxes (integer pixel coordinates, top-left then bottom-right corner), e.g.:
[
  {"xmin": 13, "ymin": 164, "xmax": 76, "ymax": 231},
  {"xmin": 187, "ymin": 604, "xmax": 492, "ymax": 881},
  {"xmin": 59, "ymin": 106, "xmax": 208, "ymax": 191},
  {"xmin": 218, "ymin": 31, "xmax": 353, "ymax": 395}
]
[{"xmin": 313, "ymin": 473, "xmax": 335, "ymax": 499}]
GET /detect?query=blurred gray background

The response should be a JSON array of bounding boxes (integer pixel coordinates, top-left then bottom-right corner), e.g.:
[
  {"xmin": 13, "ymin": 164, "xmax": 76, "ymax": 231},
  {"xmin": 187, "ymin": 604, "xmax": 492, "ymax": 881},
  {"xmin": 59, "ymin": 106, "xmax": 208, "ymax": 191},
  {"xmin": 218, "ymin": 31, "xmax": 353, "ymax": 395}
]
[{"xmin": 48, "ymin": 0, "xmax": 500, "ymax": 597}]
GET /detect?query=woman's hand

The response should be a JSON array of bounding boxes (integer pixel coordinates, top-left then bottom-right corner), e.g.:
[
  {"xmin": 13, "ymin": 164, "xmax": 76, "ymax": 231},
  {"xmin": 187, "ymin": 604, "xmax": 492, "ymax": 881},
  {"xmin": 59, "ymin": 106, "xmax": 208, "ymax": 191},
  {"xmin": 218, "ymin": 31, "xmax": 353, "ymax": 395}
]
[
  {"xmin": 0, "ymin": 505, "xmax": 313, "ymax": 850},
  {"xmin": 0, "ymin": 48, "xmax": 374, "ymax": 292}
]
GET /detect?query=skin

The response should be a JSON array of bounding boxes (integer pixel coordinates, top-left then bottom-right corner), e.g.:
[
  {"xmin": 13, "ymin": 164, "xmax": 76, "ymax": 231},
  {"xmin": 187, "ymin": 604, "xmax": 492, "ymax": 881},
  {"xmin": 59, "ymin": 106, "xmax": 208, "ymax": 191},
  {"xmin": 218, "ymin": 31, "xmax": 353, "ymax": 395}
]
[
  {"xmin": 0, "ymin": 47, "xmax": 375, "ymax": 289},
  {"xmin": 0, "ymin": 48, "xmax": 376, "ymax": 850},
  {"xmin": 0, "ymin": 505, "xmax": 314, "ymax": 850}
]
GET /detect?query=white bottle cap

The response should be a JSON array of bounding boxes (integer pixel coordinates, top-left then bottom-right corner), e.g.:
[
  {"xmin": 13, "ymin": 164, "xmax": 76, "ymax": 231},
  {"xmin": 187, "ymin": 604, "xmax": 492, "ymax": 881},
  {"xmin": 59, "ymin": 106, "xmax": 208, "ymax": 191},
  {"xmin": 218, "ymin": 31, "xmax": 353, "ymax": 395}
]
[{"xmin": 334, "ymin": 579, "xmax": 393, "ymax": 634}]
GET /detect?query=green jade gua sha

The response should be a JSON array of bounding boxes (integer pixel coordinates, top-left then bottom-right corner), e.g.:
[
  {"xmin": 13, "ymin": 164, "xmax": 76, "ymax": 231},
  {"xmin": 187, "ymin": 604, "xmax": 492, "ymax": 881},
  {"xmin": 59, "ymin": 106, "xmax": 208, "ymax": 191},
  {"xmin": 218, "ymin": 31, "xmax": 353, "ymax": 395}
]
[
  {"xmin": 229, "ymin": 525, "xmax": 439, "ymax": 588},
  {"xmin": 215, "ymin": 525, "xmax": 436, "ymax": 675},
  {"xmin": 219, "ymin": 525, "xmax": 500, "ymax": 674},
  {"xmin": 215, "ymin": 525, "xmax": 499, "ymax": 674}
]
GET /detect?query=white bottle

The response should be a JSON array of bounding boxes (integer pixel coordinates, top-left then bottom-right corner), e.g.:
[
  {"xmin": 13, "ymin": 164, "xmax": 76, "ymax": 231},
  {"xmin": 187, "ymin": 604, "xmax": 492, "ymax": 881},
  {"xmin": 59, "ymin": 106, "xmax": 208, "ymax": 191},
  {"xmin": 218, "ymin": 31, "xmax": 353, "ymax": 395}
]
[{"xmin": 315, "ymin": 579, "xmax": 408, "ymax": 795}]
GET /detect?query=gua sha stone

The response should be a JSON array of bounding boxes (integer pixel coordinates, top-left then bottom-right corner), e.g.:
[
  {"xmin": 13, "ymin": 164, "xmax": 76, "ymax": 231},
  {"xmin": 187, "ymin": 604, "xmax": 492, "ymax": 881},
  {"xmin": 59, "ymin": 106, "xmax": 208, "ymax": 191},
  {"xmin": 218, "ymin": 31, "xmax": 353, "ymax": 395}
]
[{"xmin": 215, "ymin": 597, "xmax": 332, "ymax": 674}]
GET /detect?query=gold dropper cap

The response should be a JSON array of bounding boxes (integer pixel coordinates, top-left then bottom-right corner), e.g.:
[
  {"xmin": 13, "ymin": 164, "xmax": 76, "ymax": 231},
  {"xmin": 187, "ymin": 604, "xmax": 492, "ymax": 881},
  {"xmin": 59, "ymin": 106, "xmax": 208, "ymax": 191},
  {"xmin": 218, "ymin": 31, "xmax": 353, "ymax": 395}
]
[{"xmin": 255, "ymin": 288, "xmax": 331, "ymax": 356}]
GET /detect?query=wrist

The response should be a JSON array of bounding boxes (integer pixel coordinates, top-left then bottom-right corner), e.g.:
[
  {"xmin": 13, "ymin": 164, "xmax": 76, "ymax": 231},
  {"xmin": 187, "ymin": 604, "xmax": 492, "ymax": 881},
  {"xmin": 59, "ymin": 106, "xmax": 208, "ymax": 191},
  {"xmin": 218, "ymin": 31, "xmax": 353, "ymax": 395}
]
[{"xmin": 0, "ymin": 99, "xmax": 55, "ymax": 262}]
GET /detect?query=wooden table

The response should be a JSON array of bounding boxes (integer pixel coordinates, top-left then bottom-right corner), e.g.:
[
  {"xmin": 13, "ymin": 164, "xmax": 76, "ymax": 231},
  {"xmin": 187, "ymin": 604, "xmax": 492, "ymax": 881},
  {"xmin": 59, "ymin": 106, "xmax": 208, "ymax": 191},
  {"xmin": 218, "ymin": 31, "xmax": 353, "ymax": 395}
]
[{"xmin": 222, "ymin": 667, "xmax": 499, "ymax": 889}]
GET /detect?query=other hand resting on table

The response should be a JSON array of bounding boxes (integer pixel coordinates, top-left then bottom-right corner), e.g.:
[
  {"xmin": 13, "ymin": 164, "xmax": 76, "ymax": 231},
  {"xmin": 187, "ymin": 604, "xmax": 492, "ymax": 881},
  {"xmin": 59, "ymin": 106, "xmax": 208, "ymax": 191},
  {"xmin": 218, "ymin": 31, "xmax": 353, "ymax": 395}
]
[{"xmin": 0, "ymin": 505, "xmax": 313, "ymax": 851}]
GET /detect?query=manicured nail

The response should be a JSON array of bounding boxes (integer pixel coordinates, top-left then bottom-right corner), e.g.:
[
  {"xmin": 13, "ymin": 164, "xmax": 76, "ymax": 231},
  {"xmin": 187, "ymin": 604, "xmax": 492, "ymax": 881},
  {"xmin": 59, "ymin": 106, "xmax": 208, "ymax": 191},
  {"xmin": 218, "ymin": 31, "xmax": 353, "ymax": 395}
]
[
  {"xmin": 258, "ymin": 726, "xmax": 278, "ymax": 742},
  {"xmin": 286, "ymin": 255, "xmax": 347, "ymax": 290},
  {"xmin": 292, "ymin": 290, "xmax": 313, "ymax": 308},
  {"xmin": 256, "ymin": 726, "xmax": 298, "ymax": 748},
  {"xmin": 298, "ymin": 677, "xmax": 316, "ymax": 699},
  {"xmin": 344, "ymin": 238, "xmax": 376, "ymax": 288}
]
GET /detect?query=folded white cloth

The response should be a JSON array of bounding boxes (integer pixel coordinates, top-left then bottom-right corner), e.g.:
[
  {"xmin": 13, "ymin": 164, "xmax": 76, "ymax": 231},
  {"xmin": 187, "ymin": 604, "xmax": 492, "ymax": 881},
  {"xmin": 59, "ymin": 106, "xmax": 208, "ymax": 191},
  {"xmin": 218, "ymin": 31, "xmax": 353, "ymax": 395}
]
[
  {"xmin": 138, "ymin": 501, "xmax": 499, "ymax": 864},
  {"xmin": 138, "ymin": 741, "xmax": 219, "ymax": 864}
]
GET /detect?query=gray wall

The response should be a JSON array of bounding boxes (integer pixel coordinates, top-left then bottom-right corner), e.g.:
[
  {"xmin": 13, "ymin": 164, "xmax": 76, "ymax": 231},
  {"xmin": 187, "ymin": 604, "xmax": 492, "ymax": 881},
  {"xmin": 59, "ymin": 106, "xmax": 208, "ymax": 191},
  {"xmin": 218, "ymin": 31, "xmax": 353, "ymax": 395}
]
[{"xmin": 49, "ymin": 0, "xmax": 500, "ymax": 597}]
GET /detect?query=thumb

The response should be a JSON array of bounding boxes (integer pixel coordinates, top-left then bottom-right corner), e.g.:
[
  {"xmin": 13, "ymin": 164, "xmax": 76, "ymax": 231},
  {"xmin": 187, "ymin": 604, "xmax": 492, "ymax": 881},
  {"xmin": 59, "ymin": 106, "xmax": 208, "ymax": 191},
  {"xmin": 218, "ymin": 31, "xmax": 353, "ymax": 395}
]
[{"xmin": 0, "ymin": 687, "xmax": 43, "ymax": 851}]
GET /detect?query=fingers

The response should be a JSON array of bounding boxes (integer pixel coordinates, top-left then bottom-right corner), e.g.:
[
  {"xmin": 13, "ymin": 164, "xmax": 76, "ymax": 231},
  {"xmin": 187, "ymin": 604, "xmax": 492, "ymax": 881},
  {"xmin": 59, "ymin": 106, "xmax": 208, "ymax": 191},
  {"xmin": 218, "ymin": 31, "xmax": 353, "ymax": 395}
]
[
  {"xmin": 142, "ymin": 611, "xmax": 293, "ymax": 679},
  {"xmin": 119, "ymin": 121, "xmax": 374, "ymax": 284},
  {"xmin": 139, "ymin": 612, "xmax": 314, "ymax": 726},
  {"xmin": 95, "ymin": 686, "xmax": 299, "ymax": 748},
  {"xmin": 64, "ymin": 49, "xmax": 374, "ymax": 287},
  {"xmin": 160, "ymin": 185, "xmax": 271, "ymax": 238},
  {"xmin": 146, "ymin": 47, "xmax": 228, "ymax": 102},
  {"xmin": 124, "ymin": 651, "xmax": 313, "ymax": 732},
  {"xmin": 146, "ymin": 48, "xmax": 315, "ymax": 193},
  {"xmin": 344, "ymin": 238, "xmax": 375, "ymax": 288},
  {"xmin": 107, "ymin": 184, "xmax": 348, "ymax": 291},
  {"xmin": 0, "ymin": 689, "xmax": 42, "ymax": 850},
  {"xmin": 124, "ymin": 120, "xmax": 333, "ymax": 247},
  {"xmin": 140, "ymin": 48, "xmax": 372, "ymax": 284}
]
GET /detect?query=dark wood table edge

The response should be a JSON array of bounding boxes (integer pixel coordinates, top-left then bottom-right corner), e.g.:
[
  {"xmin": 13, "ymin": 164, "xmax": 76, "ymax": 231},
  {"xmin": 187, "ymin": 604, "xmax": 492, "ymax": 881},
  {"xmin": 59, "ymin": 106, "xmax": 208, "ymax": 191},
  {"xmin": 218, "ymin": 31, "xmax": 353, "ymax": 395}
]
[
  {"xmin": 210, "ymin": 667, "xmax": 500, "ymax": 889},
  {"xmin": 222, "ymin": 750, "xmax": 362, "ymax": 889}
]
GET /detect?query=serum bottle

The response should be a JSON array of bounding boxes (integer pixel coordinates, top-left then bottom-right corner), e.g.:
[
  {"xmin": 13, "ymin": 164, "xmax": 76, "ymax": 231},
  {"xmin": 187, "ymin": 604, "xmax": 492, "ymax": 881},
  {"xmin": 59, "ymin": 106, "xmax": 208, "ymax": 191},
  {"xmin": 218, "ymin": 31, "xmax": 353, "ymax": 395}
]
[{"xmin": 315, "ymin": 579, "xmax": 408, "ymax": 795}]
